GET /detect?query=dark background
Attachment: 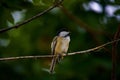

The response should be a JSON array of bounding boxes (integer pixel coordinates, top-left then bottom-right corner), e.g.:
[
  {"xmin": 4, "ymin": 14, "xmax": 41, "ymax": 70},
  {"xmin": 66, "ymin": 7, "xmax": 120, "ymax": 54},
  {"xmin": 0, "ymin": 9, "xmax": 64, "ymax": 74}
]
[{"xmin": 0, "ymin": 0, "xmax": 120, "ymax": 80}]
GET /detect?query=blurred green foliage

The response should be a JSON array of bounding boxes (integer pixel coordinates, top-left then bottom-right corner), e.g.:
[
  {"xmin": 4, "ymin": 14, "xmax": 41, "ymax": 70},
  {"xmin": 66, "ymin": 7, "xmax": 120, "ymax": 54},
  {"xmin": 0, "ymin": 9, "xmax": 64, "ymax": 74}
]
[{"xmin": 0, "ymin": 0, "xmax": 120, "ymax": 80}]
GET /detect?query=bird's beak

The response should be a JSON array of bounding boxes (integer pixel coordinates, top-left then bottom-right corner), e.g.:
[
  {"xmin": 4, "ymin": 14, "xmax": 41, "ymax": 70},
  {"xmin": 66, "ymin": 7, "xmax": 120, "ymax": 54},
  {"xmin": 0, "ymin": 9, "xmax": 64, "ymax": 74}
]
[
  {"xmin": 68, "ymin": 32, "xmax": 71, "ymax": 35},
  {"xmin": 65, "ymin": 32, "xmax": 70, "ymax": 37}
]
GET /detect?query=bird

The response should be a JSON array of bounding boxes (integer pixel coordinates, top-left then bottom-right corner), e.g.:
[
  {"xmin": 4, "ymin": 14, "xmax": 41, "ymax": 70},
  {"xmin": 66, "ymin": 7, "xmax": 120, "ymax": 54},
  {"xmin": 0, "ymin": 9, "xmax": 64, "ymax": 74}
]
[{"xmin": 49, "ymin": 29, "xmax": 70, "ymax": 74}]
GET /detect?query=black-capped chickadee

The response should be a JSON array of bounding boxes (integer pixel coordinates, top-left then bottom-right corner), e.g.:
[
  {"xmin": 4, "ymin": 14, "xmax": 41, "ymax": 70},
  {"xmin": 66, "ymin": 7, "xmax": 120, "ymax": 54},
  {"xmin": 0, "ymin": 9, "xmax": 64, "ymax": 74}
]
[{"xmin": 49, "ymin": 29, "xmax": 70, "ymax": 74}]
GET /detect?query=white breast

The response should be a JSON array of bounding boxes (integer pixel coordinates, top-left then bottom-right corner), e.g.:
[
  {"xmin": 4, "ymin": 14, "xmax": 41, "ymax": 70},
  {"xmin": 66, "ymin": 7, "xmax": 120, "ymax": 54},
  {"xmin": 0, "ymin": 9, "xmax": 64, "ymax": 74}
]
[
  {"xmin": 61, "ymin": 36, "xmax": 70, "ymax": 53},
  {"xmin": 66, "ymin": 36, "xmax": 70, "ymax": 42}
]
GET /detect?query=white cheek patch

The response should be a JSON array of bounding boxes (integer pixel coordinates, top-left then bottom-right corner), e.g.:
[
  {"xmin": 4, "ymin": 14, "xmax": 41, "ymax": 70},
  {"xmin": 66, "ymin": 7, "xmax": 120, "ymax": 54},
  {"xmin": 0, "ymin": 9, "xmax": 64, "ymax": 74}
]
[{"xmin": 59, "ymin": 31, "xmax": 69, "ymax": 37}]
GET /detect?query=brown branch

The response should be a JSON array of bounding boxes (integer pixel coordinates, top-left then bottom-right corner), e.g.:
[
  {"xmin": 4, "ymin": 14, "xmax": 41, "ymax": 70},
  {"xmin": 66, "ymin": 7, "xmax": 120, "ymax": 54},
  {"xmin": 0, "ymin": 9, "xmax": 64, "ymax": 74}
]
[
  {"xmin": 59, "ymin": 5, "xmax": 105, "ymax": 44},
  {"xmin": 59, "ymin": 5, "xmax": 97, "ymax": 34},
  {"xmin": 0, "ymin": 0, "xmax": 63, "ymax": 33},
  {"xmin": 0, "ymin": 39, "xmax": 120, "ymax": 61},
  {"xmin": 111, "ymin": 25, "xmax": 120, "ymax": 80}
]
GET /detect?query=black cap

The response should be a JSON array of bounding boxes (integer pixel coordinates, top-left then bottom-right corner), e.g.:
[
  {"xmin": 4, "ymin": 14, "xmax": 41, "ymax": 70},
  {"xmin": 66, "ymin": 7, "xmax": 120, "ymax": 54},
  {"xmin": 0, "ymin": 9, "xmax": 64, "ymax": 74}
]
[{"xmin": 56, "ymin": 28, "xmax": 69, "ymax": 35}]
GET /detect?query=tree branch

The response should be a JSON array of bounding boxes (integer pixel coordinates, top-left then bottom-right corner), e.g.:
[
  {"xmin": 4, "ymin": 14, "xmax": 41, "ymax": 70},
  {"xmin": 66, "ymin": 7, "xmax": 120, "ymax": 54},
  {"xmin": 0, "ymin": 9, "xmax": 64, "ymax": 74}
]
[
  {"xmin": 59, "ymin": 5, "xmax": 105, "ymax": 44},
  {"xmin": 0, "ymin": 0, "xmax": 63, "ymax": 33},
  {"xmin": 59, "ymin": 5, "xmax": 99, "ymax": 34},
  {"xmin": 0, "ymin": 39, "xmax": 120, "ymax": 61},
  {"xmin": 111, "ymin": 25, "xmax": 120, "ymax": 80}
]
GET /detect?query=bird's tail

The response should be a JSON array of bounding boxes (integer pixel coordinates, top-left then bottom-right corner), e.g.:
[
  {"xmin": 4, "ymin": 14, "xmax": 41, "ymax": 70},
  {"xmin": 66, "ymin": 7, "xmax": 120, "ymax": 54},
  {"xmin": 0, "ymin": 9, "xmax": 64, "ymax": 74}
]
[{"xmin": 49, "ymin": 56, "xmax": 58, "ymax": 74}]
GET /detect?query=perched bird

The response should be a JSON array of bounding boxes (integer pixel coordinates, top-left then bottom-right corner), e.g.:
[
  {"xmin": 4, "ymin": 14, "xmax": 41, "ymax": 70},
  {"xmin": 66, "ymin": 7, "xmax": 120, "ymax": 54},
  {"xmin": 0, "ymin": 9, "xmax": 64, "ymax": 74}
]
[{"xmin": 49, "ymin": 29, "xmax": 70, "ymax": 74}]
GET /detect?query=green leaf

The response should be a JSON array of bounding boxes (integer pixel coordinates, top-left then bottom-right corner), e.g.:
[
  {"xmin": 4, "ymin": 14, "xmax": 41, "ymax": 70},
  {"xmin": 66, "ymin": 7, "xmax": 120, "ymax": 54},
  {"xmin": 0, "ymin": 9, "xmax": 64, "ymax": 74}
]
[
  {"xmin": 32, "ymin": 0, "xmax": 52, "ymax": 6},
  {"xmin": 4, "ymin": 9, "xmax": 14, "ymax": 24},
  {"xmin": 33, "ymin": 0, "xmax": 45, "ymax": 6},
  {"xmin": 33, "ymin": 0, "xmax": 40, "ymax": 4}
]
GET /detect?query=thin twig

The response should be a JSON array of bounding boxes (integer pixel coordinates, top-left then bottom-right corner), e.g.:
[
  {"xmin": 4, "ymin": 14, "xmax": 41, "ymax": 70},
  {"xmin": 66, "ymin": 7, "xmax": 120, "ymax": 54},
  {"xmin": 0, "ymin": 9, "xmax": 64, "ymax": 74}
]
[
  {"xmin": 68, "ymin": 38, "xmax": 120, "ymax": 56},
  {"xmin": 0, "ymin": 0, "xmax": 63, "ymax": 33},
  {"xmin": 0, "ymin": 39, "xmax": 120, "ymax": 61}
]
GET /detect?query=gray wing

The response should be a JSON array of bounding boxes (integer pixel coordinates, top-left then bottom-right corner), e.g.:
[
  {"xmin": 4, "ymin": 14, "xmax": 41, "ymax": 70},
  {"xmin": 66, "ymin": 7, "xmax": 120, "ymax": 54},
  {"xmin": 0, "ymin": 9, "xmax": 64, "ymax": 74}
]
[{"xmin": 51, "ymin": 36, "xmax": 57, "ymax": 55}]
